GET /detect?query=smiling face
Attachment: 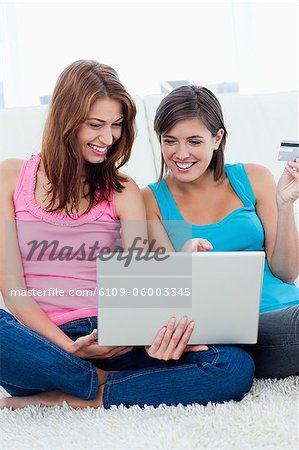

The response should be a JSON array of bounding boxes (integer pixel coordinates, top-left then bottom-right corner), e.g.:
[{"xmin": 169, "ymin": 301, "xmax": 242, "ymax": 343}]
[
  {"xmin": 161, "ymin": 117, "xmax": 224, "ymax": 182},
  {"xmin": 76, "ymin": 97, "xmax": 123, "ymax": 164}
]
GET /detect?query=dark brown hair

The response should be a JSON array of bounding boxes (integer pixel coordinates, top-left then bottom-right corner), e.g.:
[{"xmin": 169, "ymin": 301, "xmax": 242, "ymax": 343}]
[
  {"xmin": 154, "ymin": 85, "xmax": 227, "ymax": 182},
  {"xmin": 42, "ymin": 59, "xmax": 136, "ymax": 216}
]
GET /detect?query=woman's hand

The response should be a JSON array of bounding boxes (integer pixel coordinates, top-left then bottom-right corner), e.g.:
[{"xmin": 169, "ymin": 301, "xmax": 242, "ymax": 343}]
[
  {"xmin": 144, "ymin": 317, "xmax": 208, "ymax": 361},
  {"xmin": 277, "ymin": 158, "xmax": 299, "ymax": 206},
  {"xmin": 66, "ymin": 329, "xmax": 133, "ymax": 360},
  {"xmin": 181, "ymin": 238, "xmax": 213, "ymax": 252}
]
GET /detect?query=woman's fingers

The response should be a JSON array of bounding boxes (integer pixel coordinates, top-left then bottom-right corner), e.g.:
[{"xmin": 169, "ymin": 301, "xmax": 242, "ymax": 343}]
[
  {"xmin": 74, "ymin": 329, "xmax": 133, "ymax": 359},
  {"xmin": 116, "ymin": 346, "xmax": 134, "ymax": 356},
  {"xmin": 149, "ymin": 317, "xmax": 192, "ymax": 360},
  {"xmin": 157, "ymin": 317, "xmax": 177, "ymax": 353},
  {"xmin": 105, "ymin": 346, "xmax": 134, "ymax": 357},
  {"xmin": 181, "ymin": 238, "xmax": 213, "ymax": 252},
  {"xmin": 83, "ymin": 345, "xmax": 133, "ymax": 359},
  {"xmin": 147, "ymin": 317, "xmax": 178, "ymax": 357},
  {"xmin": 164, "ymin": 316, "xmax": 188, "ymax": 355},
  {"xmin": 169, "ymin": 320, "xmax": 196, "ymax": 359},
  {"xmin": 73, "ymin": 329, "xmax": 97, "ymax": 349},
  {"xmin": 194, "ymin": 239, "xmax": 213, "ymax": 252},
  {"xmin": 286, "ymin": 160, "xmax": 299, "ymax": 178},
  {"xmin": 148, "ymin": 326, "xmax": 167, "ymax": 354},
  {"xmin": 184, "ymin": 344, "xmax": 209, "ymax": 352},
  {"xmin": 147, "ymin": 317, "xmax": 208, "ymax": 360}
]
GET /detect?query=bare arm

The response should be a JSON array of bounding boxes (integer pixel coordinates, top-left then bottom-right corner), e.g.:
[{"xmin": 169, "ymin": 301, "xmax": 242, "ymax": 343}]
[
  {"xmin": 1, "ymin": 162, "xmax": 134, "ymax": 359},
  {"xmin": 142, "ymin": 187, "xmax": 175, "ymax": 252},
  {"xmin": 141, "ymin": 183, "xmax": 213, "ymax": 355},
  {"xmin": 141, "ymin": 187, "xmax": 212, "ymax": 252},
  {"xmin": 246, "ymin": 163, "xmax": 298, "ymax": 283},
  {"xmin": 115, "ymin": 176, "xmax": 149, "ymax": 250},
  {"xmin": 0, "ymin": 159, "xmax": 74, "ymax": 351},
  {"xmin": 142, "ymin": 187, "xmax": 208, "ymax": 356}
]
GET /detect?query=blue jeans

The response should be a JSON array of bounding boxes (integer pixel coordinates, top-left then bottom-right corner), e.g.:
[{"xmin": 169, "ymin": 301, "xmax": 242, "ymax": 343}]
[
  {"xmin": 242, "ymin": 305, "xmax": 299, "ymax": 379},
  {"xmin": 0, "ymin": 309, "xmax": 254, "ymax": 408}
]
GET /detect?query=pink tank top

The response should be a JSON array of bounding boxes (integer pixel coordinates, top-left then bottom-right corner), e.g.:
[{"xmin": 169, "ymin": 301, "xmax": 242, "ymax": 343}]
[{"xmin": 13, "ymin": 153, "xmax": 121, "ymax": 325}]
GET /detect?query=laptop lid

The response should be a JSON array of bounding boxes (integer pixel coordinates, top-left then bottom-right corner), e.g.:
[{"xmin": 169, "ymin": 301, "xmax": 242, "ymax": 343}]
[{"xmin": 97, "ymin": 251, "xmax": 265, "ymax": 345}]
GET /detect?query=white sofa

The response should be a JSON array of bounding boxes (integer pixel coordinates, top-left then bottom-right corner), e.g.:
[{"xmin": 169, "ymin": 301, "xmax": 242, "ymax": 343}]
[
  {"xmin": 0, "ymin": 92, "xmax": 298, "ymax": 307},
  {"xmin": 0, "ymin": 91, "xmax": 298, "ymax": 185}
]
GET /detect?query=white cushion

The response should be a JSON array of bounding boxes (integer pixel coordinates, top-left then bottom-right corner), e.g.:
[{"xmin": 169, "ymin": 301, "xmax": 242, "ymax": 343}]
[
  {"xmin": 218, "ymin": 91, "xmax": 298, "ymax": 181},
  {"xmin": 0, "ymin": 91, "xmax": 298, "ymax": 185},
  {"xmin": 0, "ymin": 96, "xmax": 157, "ymax": 189},
  {"xmin": 143, "ymin": 91, "xmax": 298, "ymax": 182},
  {"xmin": 122, "ymin": 95, "xmax": 157, "ymax": 188},
  {"xmin": 0, "ymin": 104, "xmax": 48, "ymax": 160}
]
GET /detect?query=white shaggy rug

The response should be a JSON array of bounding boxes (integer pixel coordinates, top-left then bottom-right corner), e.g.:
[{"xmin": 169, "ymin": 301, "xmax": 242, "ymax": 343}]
[{"xmin": 0, "ymin": 377, "xmax": 298, "ymax": 450}]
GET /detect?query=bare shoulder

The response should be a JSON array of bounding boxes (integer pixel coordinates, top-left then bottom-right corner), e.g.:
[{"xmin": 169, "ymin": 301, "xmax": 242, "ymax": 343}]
[
  {"xmin": 141, "ymin": 186, "xmax": 161, "ymax": 220},
  {"xmin": 142, "ymin": 186, "xmax": 158, "ymax": 208},
  {"xmin": 115, "ymin": 174, "xmax": 145, "ymax": 219},
  {"xmin": 244, "ymin": 163, "xmax": 276, "ymax": 199},
  {"xmin": 0, "ymin": 158, "xmax": 24, "ymax": 174},
  {"xmin": 141, "ymin": 186, "xmax": 155, "ymax": 203},
  {"xmin": 244, "ymin": 163, "xmax": 274, "ymax": 180},
  {"xmin": 116, "ymin": 174, "xmax": 142, "ymax": 198},
  {"xmin": 0, "ymin": 158, "xmax": 24, "ymax": 191}
]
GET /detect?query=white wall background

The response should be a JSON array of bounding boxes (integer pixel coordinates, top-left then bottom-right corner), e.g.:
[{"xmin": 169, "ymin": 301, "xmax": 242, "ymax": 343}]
[{"xmin": 0, "ymin": 0, "xmax": 298, "ymax": 107}]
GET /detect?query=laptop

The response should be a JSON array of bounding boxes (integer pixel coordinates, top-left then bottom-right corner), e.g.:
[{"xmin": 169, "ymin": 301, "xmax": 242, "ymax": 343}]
[{"xmin": 97, "ymin": 251, "xmax": 265, "ymax": 345}]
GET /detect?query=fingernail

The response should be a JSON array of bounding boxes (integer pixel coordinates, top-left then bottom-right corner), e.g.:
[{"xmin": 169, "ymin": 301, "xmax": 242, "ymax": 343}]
[
  {"xmin": 168, "ymin": 317, "xmax": 176, "ymax": 328},
  {"xmin": 189, "ymin": 321, "xmax": 195, "ymax": 328}
]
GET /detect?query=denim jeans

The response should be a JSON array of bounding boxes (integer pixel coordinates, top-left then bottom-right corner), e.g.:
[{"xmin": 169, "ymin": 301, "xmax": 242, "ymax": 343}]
[
  {"xmin": 242, "ymin": 305, "xmax": 299, "ymax": 379},
  {"xmin": 0, "ymin": 309, "xmax": 254, "ymax": 408}
]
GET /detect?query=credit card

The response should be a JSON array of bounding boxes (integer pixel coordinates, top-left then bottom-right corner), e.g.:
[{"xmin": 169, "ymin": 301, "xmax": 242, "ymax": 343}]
[{"xmin": 278, "ymin": 140, "xmax": 299, "ymax": 162}]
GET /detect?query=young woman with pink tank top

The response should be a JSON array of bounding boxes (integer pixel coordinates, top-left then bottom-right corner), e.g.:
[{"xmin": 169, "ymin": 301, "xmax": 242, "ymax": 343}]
[{"xmin": 0, "ymin": 60, "xmax": 254, "ymax": 410}]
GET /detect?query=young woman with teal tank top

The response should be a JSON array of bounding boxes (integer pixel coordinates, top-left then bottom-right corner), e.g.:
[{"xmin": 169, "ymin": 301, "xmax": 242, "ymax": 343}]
[
  {"xmin": 0, "ymin": 62, "xmax": 255, "ymax": 410},
  {"xmin": 143, "ymin": 85, "xmax": 299, "ymax": 379}
]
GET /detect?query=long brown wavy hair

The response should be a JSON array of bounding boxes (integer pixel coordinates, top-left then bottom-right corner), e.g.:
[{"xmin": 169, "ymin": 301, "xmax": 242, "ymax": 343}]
[
  {"xmin": 154, "ymin": 85, "xmax": 227, "ymax": 183},
  {"xmin": 41, "ymin": 59, "xmax": 136, "ymax": 216}
]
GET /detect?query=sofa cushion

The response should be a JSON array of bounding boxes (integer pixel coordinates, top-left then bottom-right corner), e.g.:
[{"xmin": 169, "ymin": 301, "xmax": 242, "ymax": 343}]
[
  {"xmin": 0, "ymin": 96, "xmax": 157, "ymax": 189},
  {"xmin": 143, "ymin": 91, "xmax": 298, "ymax": 182}
]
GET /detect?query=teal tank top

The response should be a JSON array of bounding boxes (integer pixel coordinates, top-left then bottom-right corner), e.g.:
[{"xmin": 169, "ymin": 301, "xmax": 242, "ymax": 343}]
[{"xmin": 148, "ymin": 163, "xmax": 299, "ymax": 314}]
